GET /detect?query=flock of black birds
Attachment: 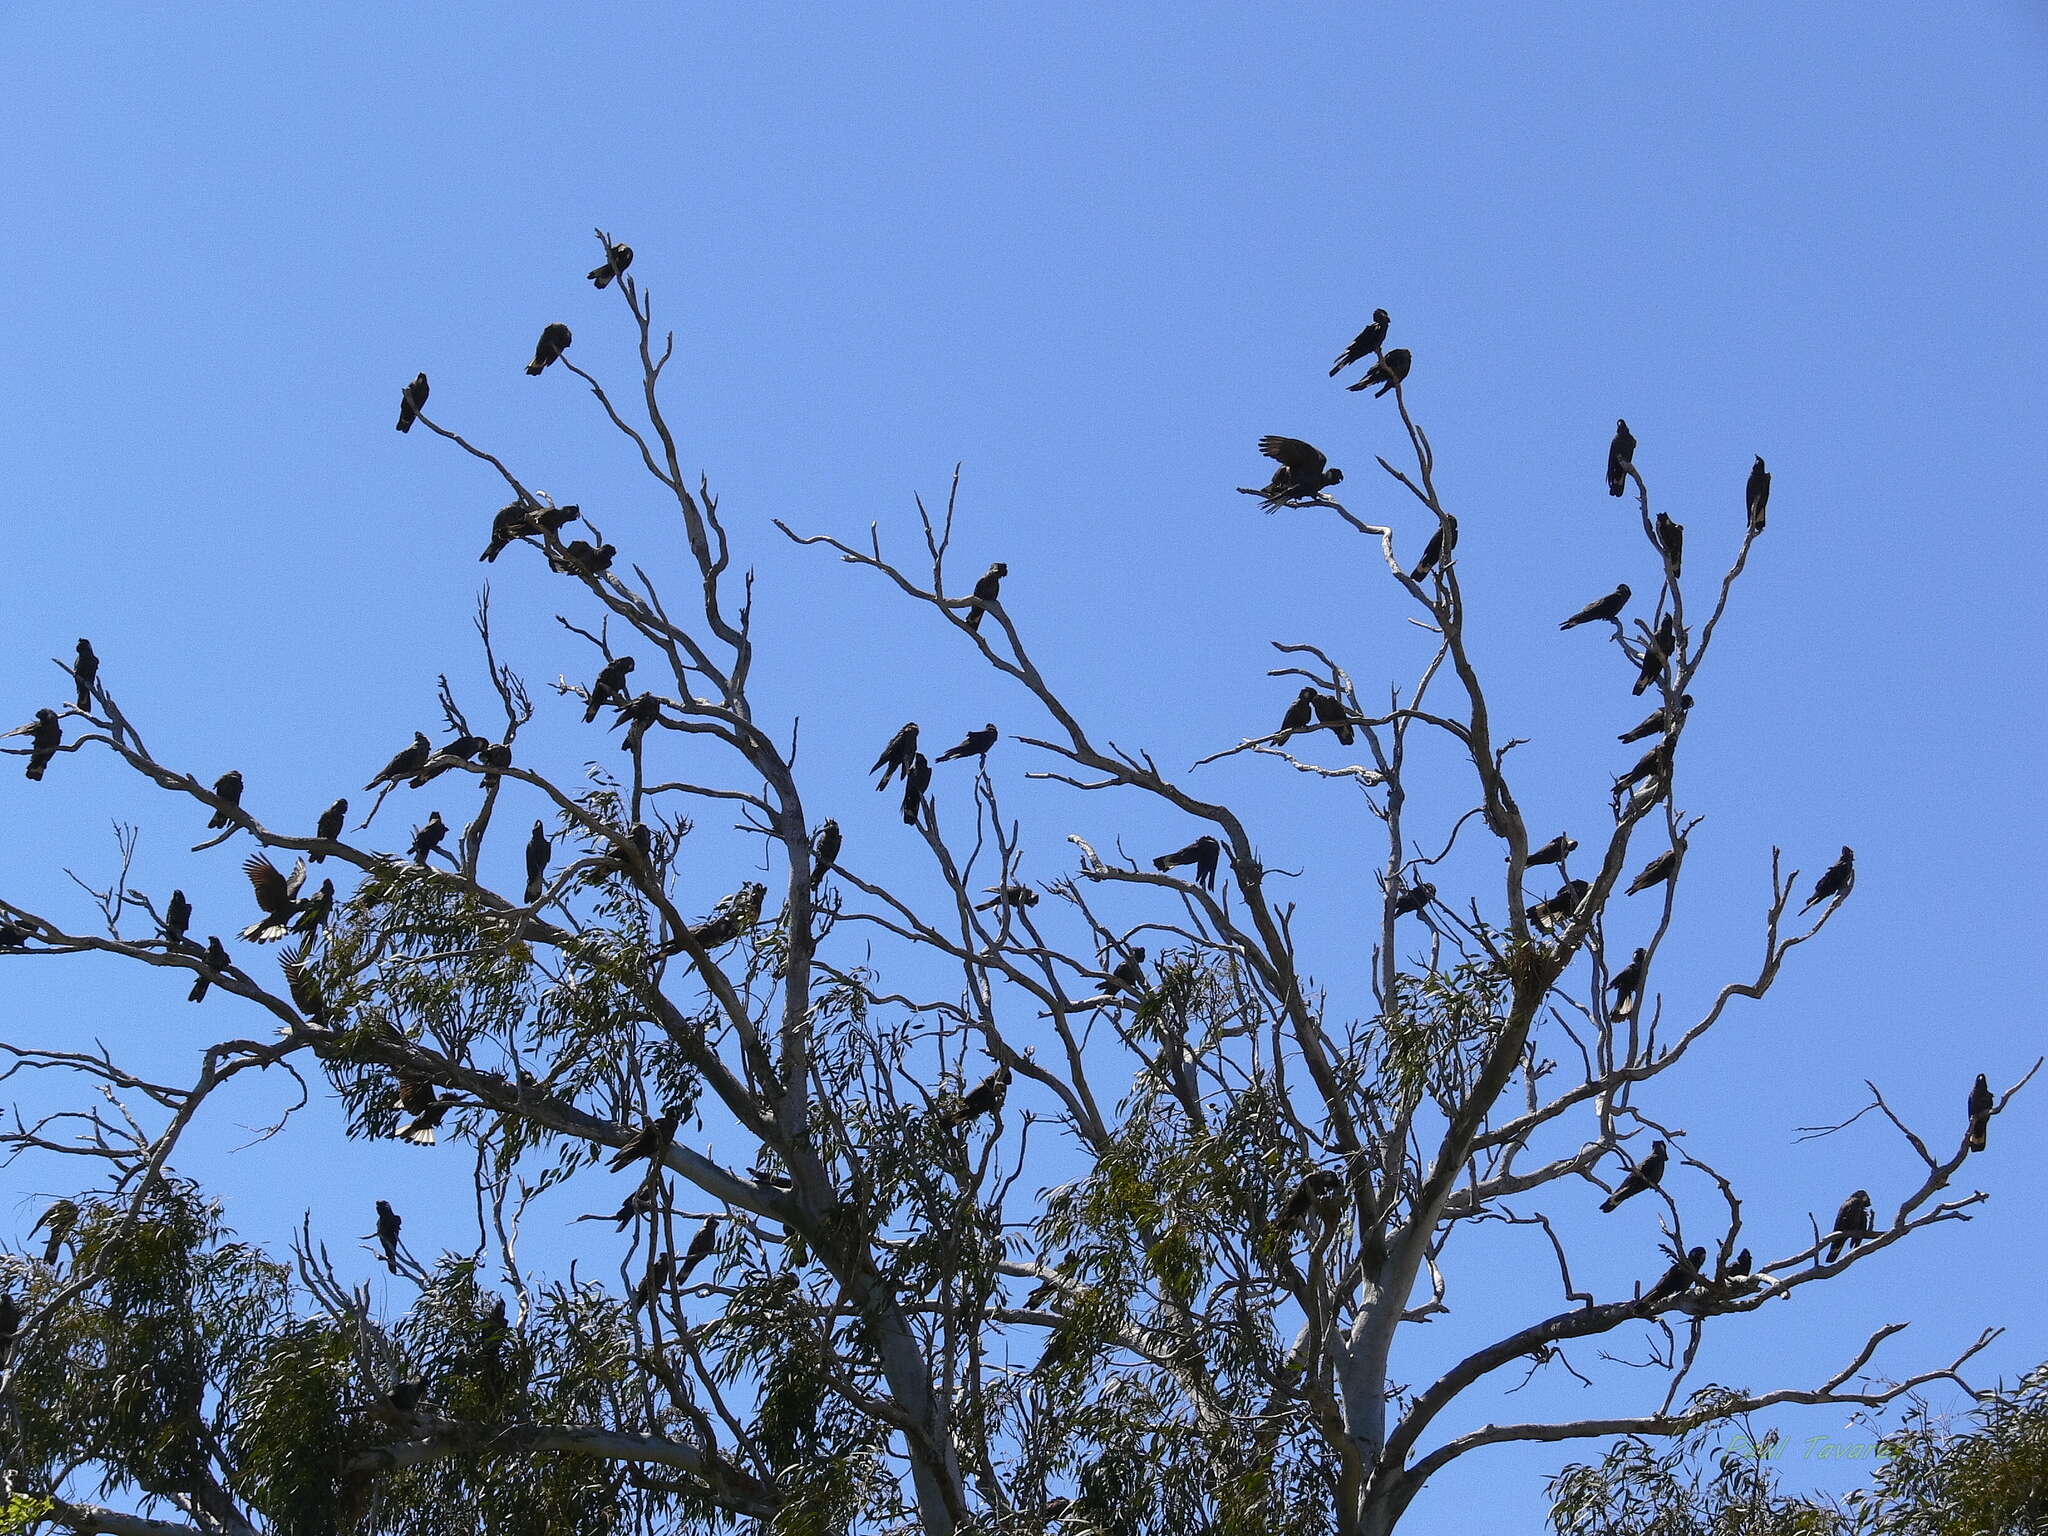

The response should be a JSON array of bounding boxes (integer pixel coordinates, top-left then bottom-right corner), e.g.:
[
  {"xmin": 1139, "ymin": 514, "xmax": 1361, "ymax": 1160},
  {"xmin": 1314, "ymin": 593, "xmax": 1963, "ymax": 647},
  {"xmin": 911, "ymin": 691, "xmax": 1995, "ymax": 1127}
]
[{"xmin": 0, "ymin": 278, "xmax": 2006, "ymax": 1396}]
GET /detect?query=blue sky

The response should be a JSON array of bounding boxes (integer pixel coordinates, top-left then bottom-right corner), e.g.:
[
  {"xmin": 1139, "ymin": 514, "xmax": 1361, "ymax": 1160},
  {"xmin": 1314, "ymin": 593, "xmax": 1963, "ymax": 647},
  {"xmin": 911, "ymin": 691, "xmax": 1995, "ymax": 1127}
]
[{"xmin": 3, "ymin": 4, "xmax": 2045, "ymax": 1529}]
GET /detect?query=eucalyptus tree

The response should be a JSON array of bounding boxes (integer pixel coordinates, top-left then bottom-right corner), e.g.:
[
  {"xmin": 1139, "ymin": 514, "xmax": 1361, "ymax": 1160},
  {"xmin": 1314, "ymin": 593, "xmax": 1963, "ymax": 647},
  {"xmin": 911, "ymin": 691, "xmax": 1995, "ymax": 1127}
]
[{"xmin": 0, "ymin": 237, "xmax": 2024, "ymax": 1536}]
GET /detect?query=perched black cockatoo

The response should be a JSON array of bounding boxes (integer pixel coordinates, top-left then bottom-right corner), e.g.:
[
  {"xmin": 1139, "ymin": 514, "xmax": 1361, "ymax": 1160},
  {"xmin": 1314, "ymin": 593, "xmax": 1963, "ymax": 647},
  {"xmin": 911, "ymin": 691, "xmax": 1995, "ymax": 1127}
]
[
  {"xmin": 1746, "ymin": 456, "xmax": 1771, "ymax": 533},
  {"xmin": 871, "ymin": 722, "xmax": 919, "ymax": 790},
  {"xmin": 206, "ymin": 771, "xmax": 244, "ymax": 829},
  {"xmin": 1655, "ymin": 513, "xmax": 1684, "ymax": 577},
  {"xmin": 371, "ymin": 1200, "xmax": 404, "ymax": 1273},
  {"xmin": 1642, "ymin": 1246, "xmax": 1706, "ymax": 1305},
  {"xmin": 1606, "ymin": 947, "xmax": 1647, "ymax": 1021},
  {"xmin": 29, "ymin": 1199, "xmax": 78, "ymax": 1265},
  {"xmin": 409, "ymin": 734, "xmax": 487, "ymax": 788},
  {"xmin": 944, "ymin": 1062, "xmax": 1011, "ymax": 1127},
  {"xmin": 809, "ymin": 819, "xmax": 841, "ymax": 889},
  {"xmin": 312, "ymin": 798, "xmax": 348, "ymax": 861},
  {"xmin": 1528, "ymin": 879, "xmax": 1590, "ymax": 933},
  {"xmin": 1618, "ymin": 696, "xmax": 1692, "ymax": 744},
  {"xmin": 524, "ymin": 820, "xmax": 550, "ymax": 903},
  {"xmin": 1625, "ymin": 839, "xmax": 1686, "ymax": 896},
  {"xmin": 975, "ymin": 883, "xmax": 1039, "ymax": 912},
  {"xmin": 583, "ymin": 656, "xmax": 636, "ymax": 723},
  {"xmin": 20, "ymin": 710, "xmax": 60, "ymax": 781},
  {"xmin": 1527, "ymin": 833, "xmax": 1577, "ymax": 868},
  {"xmin": 900, "ymin": 753, "xmax": 932, "ymax": 825},
  {"xmin": 396, "ymin": 372, "xmax": 429, "ymax": 433},
  {"xmin": 1802, "ymin": 847, "xmax": 1855, "ymax": 912},
  {"xmin": 526, "ymin": 322, "xmax": 572, "ymax": 375},
  {"xmin": 1600, "ymin": 1139, "xmax": 1666, "ymax": 1212},
  {"xmin": 409, "ymin": 811, "xmax": 449, "ymax": 866},
  {"xmin": 1607, "ymin": 419, "xmax": 1637, "ymax": 497},
  {"xmin": 1153, "ymin": 835, "xmax": 1221, "ymax": 889},
  {"xmin": 367, "ymin": 733, "xmax": 432, "ymax": 792},
  {"xmin": 1244, "ymin": 436, "xmax": 1343, "ymax": 509},
  {"xmin": 1409, "ymin": 515, "xmax": 1457, "ymax": 582},
  {"xmin": 73, "ymin": 639, "xmax": 99, "ymax": 710},
  {"xmin": 1329, "ymin": 308, "xmax": 1390, "ymax": 378},
  {"xmin": 1561, "ymin": 584, "xmax": 1631, "ymax": 631},
  {"xmin": 588, "ymin": 243, "xmax": 633, "ymax": 288},
  {"xmin": 966, "ymin": 562, "xmax": 1007, "ymax": 631},
  {"xmin": 1276, "ymin": 686, "xmax": 1316, "ymax": 743},
  {"xmin": 551, "ymin": 539, "xmax": 616, "ymax": 577},
  {"xmin": 1347, "ymin": 347, "xmax": 1411, "ymax": 396},
  {"xmin": 1310, "ymin": 691, "xmax": 1355, "ymax": 745},
  {"xmin": 677, "ymin": 1216, "xmax": 721, "ymax": 1283},
  {"xmin": 1824, "ymin": 1190, "xmax": 1873, "ymax": 1262},
  {"xmin": 936, "ymin": 724, "xmax": 998, "ymax": 763},
  {"xmin": 609, "ymin": 1107, "xmax": 682, "ymax": 1172},
  {"xmin": 1966, "ymin": 1073, "xmax": 1994, "ymax": 1153},
  {"xmin": 1275, "ymin": 1168, "xmax": 1347, "ymax": 1233}
]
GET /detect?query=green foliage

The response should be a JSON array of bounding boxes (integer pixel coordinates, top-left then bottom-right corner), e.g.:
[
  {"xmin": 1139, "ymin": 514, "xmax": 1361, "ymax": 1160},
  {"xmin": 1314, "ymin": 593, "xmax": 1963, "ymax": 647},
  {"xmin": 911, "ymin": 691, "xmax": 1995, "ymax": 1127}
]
[
  {"xmin": 1550, "ymin": 1370, "xmax": 2048, "ymax": 1536},
  {"xmin": 4, "ymin": 1183, "xmax": 291, "ymax": 1514},
  {"xmin": 1851, "ymin": 1368, "xmax": 2048, "ymax": 1535}
]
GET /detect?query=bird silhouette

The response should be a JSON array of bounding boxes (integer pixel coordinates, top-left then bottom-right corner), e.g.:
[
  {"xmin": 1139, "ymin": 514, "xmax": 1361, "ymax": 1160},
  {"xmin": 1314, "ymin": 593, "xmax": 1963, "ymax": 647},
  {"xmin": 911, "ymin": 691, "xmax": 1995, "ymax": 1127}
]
[
  {"xmin": 371, "ymin": 1200, "xmax": 403, "ymax": 1273},
  {"xmin": 550, "ymin": 539, "xmax": 616, "ymax": 577},
  {"xmin": 1642, "ymin": 1245, "xmax": 1706, "ymax": 1305},
  {"xmin": 524, "ymin": 820, "xmax": 551, "ymax": 903},
  {"xmin": 588, "ymin": 243, "xmax": 633, "ymax": 288},
  {"xmin": 944, "ymin": 1063, "xmax": 1011, "ymax": 1127},
  {"xmin": 609, "ymin": 1107, "xmax": 681, "ymax": 1172},
  {"xmin": 677, "ymin": 1216, "xmax": 721, "ymax": 1283},
  {"xmin": 1244, "ymin": 436, "xmax": 1343, "ymax": 509},
  {"xmin": 809, "ymin": 820, "xmax": 841, "ymax": 889},
  {"xmin": 19, "ymin": 710, "xmax": 60, "ymax": 781},
  {"xmin": 1275, "ymin": 686, "xmax": 1316, "ymax": 743},
  {"xmin": 1347, "ymin": 347, "xmax": 1411, "ymax": 396},
  {"xmin": 1632, "ymin": 615, "xmax": 1678, "ymax": 697},
  {"xmin": 72, "ymin": 639, "xmax": 99, "ymax": 710},
  {"xmin": 1600, "ymin": 1140, "xmax": 1667, "ymax": 1212},
  {"xmin": 1966, "ymin": 1074, "xmax": 1994, "ymax": 1152},
  {"xmin": 1655, "ymin": 513, "xmax": 1684, "ymax": 577},
  {"xmin": 409, "ymin": 811, "xmax": 449, "ymax": 866},
  {"xmin": 871, "ymin": 723, "xmax": 920, "ymax": 790},
  {"xmin": 239, "ymin": 854, "xmax": 309, "ymax": 942},
  {"xmin": 1606, "ymin": 948, "xmax": 1647, "ymax": 1022},
  {"xmin": 900, "ymin": 753, "xmax": 932, "ymax": 825},
  {"xmin": 966, "ymin": 562, "xmax": 1007, "ymax": 632},
  {"xmin": 311, "ymin": 798, "xmax": 348, "ymax": 861},
  {"xmin": 583, "ymin": 657, "xmax": 636, "ymax": 723},
  {"xmin": 1618, "ymin": 696, "xmax": 1692, "ymax": 744},
  {"xmin": 367, "ymin": 733, "xmax": 432, "ymax": 792},
  {"xmin": 1607, "ymin": 419, "xmax": 1637, "ymax": 497},
  {"xmin": 936, "ymin": 724, "xmax": 998, "ymax": 764},
  {"xmin": 1153, "ymin": 835, "xmax": 1221, "ymax": 888},
  {"xmin": 1409, "ymin": 516, "xmax": 1457, "ymax": 582},
  {"xmin": 1561, "ymin": 584, "xmax": 1631, "ymax": 631},
  {"xmin": 1391, "ymin": 881, "xmax": 1436, "ymax": 918},
  {"xmin": 1310, "ymin": 692, "xmax": 1356, "ymax": 745},
  {"xmin": 1747, "ymin": 456, "xmax": 1771, "ymax": 532},
  {"xmin": 396, "ymin": 372, "xmax": 429, "ymax": 433},
  {"xmin": 526, "ymin": 322, "xmax": 572, "ymax": 375},
  {"xmin": 1625, "ymin": 839, "xmax": 1686, "ymax": 896},
  {"xmin": 1329, "ymin": 308, "xmax": 1390, "ymax": 378},
  {"xmin": 1528, "ymin": 879, "xmax": 1590, "ymax": 933},
  {"xmin": 410, "ymin": 734, "xmax": 487, "ymax": 788},
  {"xmin": 1802, "ymin": 847, "xmax": 1854, "ymax": 912},
  {"xmin": 1824, "ymin": 1190, "xmax": 1873, "ymax": 1262},
  {"xmin": 1527, "ymin": 833, "xmax": 1577, "ymax": 868},
  {"xmin": 206, "ymin": 771, "xmax": 245, "ymax": 829}
]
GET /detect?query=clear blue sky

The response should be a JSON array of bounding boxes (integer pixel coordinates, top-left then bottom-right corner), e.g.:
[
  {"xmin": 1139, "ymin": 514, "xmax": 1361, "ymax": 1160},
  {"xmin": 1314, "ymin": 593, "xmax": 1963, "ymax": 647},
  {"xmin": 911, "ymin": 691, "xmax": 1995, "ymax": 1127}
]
[{"xmin": 4, "ymin": 5, "xmax": 2044, "ymax": 1530}]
